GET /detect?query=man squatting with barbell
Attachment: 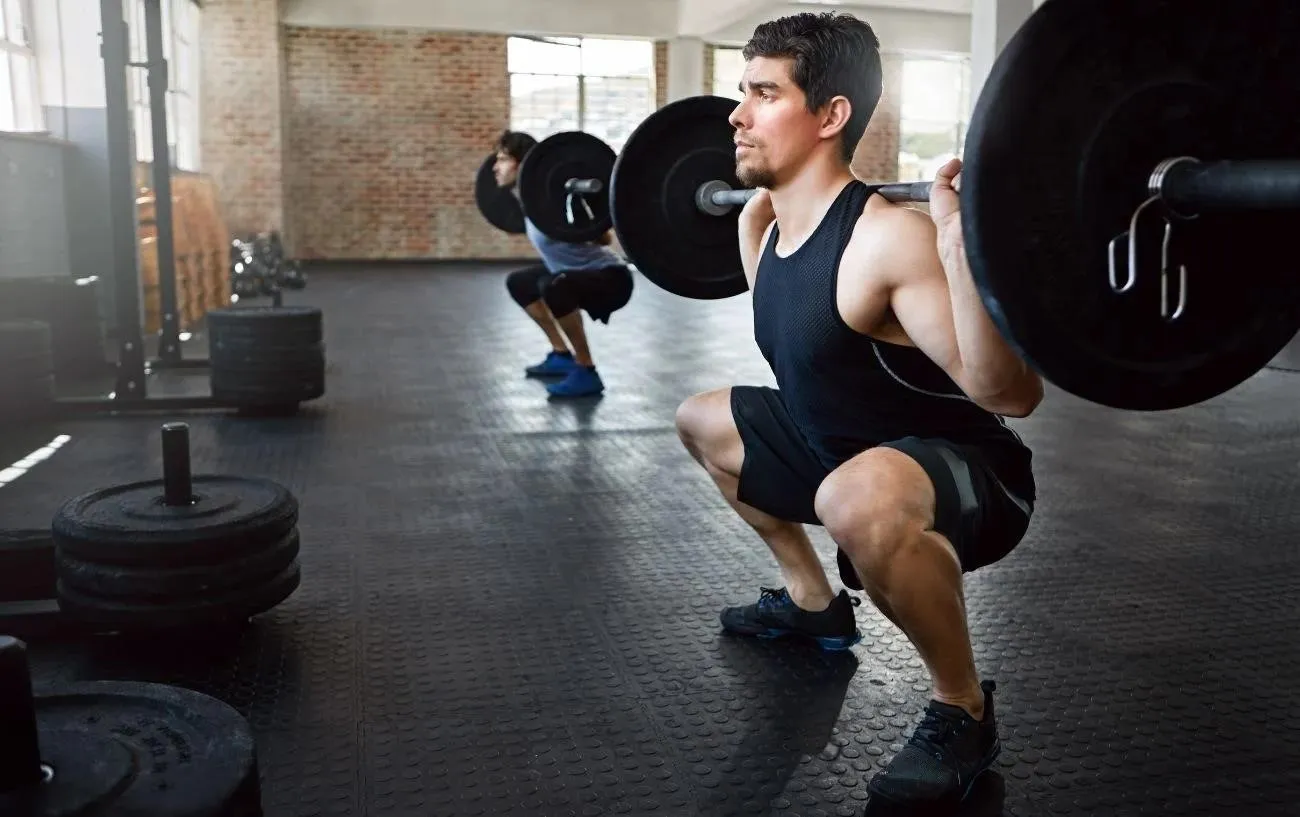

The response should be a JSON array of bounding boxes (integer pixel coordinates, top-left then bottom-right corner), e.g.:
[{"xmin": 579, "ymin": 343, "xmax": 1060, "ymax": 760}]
[
  {"xmin": 674, "ymin": 13, "xmax": 1042, "ymax": 809},
  {"xmin": 492, "ymin": 132, "xmax": 635, "ymax": 399}
]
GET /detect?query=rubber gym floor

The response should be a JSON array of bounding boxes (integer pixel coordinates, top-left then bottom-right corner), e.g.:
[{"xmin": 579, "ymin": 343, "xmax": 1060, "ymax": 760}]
[{"xmin": 4, "ymin": 263, "xmax": 1299, "ymax": 817}]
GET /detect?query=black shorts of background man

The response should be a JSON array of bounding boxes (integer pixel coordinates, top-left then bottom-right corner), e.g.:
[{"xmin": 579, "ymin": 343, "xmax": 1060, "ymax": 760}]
[
  {"xmin": 493, "ymin": 131, "xmax": 634, "ymax": 399},
  {"xmin": 672, "ymin": 12, "xmax": 1044, "ymax": 812}
]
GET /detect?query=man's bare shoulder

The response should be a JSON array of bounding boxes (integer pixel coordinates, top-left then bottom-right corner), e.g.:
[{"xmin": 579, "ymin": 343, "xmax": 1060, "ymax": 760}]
[{"xmin": 844, "ymin": 197, "xmax": 942, "ymax": 285}]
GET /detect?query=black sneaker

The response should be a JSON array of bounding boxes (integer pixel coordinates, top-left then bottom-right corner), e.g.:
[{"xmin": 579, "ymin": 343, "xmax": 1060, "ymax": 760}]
[
  {"xmin": 719, "ymin": 586, "xmax": 862, "ymax": 651},
  {"xmin": 866, "ymin": 680, "xmax": 1001, "ymax": 808}
]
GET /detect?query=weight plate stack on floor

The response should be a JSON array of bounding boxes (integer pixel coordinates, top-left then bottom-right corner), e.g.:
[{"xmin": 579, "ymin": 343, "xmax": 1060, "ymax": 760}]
[
  {"xmin": 0, "ymin": 636, "xmax": 264, "ymax": 816},
  {"xmin": 0, "ymin": 277, "xmax": 108, "ymax": 380},
  {"xmin": 50, "ymin": 424, "xmax": 302, "ymax": 632},
  {"xmin": 207, "ymin": 305, "xmax": 325, "ymax": 414},
  {"xmin": 0, "ymin": 321, "xmax": 56, "ymax": 424}
]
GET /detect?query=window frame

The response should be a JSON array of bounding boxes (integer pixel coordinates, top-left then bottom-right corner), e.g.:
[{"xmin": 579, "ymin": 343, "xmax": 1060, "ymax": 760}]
[
  {"xmin": 506, "ymin": 35, "xmax": 655, "ymax": 153},
  {"xmin": 0, "ymin": 0, "xmax": 43, "ymax": 134},
  {"xmin": 125, "ymin": 0, "xmax": 202, "ymax": 171}
]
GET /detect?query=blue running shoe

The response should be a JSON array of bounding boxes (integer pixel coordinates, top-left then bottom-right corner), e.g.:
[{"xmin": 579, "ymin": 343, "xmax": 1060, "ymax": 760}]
[
  {"xmin": 545, "ymin": 365, "xmax": 604, "ymax": 398},
  {"xmin": 526, "ymin": 350, "xmax": 578, "ymax": 378}
]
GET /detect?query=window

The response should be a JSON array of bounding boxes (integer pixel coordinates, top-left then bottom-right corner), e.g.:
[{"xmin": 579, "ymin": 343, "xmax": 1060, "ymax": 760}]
[
  {"xmin": 507, "ymin": 36, "xmax": 654, "ymax": 153},
  {"xmin": 125, "ymin": 0, "xmax": 201, "ymax": 171},
  {"xmin": 898, "ymin": 56, "xmax": 971, "ymax": 183},
  {"xmin": 711, "ymin": 46, "xmax": 745, "ymax": 101},
  {"xmin": 0, "ymin": 0, "xmax": 42, "ymax": 132}
]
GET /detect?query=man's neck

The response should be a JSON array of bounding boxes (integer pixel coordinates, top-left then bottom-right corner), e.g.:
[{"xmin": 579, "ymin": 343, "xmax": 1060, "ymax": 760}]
[{"xmin": 769, "ymin": 161, "xmax": 857, "ymax": 248}]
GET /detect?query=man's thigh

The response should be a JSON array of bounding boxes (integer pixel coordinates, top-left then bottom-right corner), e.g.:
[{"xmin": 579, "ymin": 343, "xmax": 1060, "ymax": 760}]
[
  {"xmin": 559, "ymin": 265, "xmax": 634, "ymax": 323},
  {"xmin": 875, "ymin": 436, "xmax": 1033, "ymax": 573},
  {"xmin": 731, "ymin": 386, "xmax": 830, "ymax": 525}
]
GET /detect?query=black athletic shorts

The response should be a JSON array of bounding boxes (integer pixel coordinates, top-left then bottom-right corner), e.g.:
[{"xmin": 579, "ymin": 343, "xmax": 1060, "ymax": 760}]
[
  {"xmin": 730, "ymin": 386, "xmax": 1034, "ymax": 583},
  {"xmin": 506, "ymin": 263, "xmax": 633, "ymax": 324}
]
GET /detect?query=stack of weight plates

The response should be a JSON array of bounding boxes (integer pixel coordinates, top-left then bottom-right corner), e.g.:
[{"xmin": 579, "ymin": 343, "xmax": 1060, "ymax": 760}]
[
  {"xmin": 0, "ymin": 321, "xmax": 56, "ymax": 422},
  {"xmin": 51, "ymin": 475, "xmax": 302, "ymax": 631},
  {"xmin": 207, "ymin": 305, "xmax": 326, "ymax": 414}
]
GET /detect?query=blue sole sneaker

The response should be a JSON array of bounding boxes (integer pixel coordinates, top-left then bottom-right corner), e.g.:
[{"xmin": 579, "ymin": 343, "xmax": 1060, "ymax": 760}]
[{"xmin": 720, "ymin": 586, "xmax": 862, "ymax": 651}]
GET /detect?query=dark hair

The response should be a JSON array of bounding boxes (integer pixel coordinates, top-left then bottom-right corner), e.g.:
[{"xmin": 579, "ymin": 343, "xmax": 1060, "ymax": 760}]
[
  {"xmin": 742, "ymin": 12, "xmax": 883, "ymax": 162},
  {"xmin": 495, "ymin": 130, "xmax": 537, "ymax": 164}
]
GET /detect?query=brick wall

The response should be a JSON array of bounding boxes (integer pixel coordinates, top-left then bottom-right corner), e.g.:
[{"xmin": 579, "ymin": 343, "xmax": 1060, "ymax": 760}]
[
  {"xmin": 281, "ymin": 28, "xmax": 530, "ymax": 260},
  {"xmin": 654, "ymin": 41, "xmax": 668, "ymax": 108},
  {"xmin": 198, "ymin": 0, "xmax": 284, "ymax": 238},
  {"xmin": 850, "ymin": 52, "xmax": 902, "ymax": 182}
]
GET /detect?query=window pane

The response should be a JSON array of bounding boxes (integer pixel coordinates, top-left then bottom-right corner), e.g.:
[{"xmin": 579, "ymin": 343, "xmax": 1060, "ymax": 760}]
[
  {"xmin": 581, "ymin": 76, "xmax": 651, "ymax": 152},
  {"xmin": 3, "ymin": 0, "xmax": 26, "ymax": 47},
  {"xmin": 580, "ymin": 38, "xmax": 651, "ymax": 78},
  {"xmin": 11, "ymin": 53, "xmax": 37, "ymax": 131},
  {"xmin": 509, "ymin": 73, "xmax": 579, "ymax": 141},
  {"xmin": 711, "ymin": 47, "xmax": 746, "ymax": 101},
  {"xmin": 0, "ymin": 56, "xmax": 14, "ymax": 131},
  {"xmin": 900, "ymin": 59, "xmax": 962, "ymax": 122},
  {"xmin": 507, "ymin": 37, "xmax": 581, "ymax": 76}
]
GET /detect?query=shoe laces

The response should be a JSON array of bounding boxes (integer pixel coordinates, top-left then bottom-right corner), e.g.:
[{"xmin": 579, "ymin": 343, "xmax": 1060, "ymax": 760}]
[
  {"xmin": 756, "ymin": 586, "xmax": 789, "ymax": 611},
  {"xmin": 907, "ymin": 705, "xmax": 966, "ymax": 762}
]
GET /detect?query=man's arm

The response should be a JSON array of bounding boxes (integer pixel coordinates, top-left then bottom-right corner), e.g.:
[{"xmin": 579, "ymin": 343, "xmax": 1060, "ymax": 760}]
[{"xmin": 881, "ymin": 208, "xmax": 1043, "ymax": 417}]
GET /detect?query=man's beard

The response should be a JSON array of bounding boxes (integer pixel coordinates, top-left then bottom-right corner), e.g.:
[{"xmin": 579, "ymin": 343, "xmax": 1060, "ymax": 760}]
[{"xmin": 736, "ymin": 160, "xmax": 775, "ymax": 190}]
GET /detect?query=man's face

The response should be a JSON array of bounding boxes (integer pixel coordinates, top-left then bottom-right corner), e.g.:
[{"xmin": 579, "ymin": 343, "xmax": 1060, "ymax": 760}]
[
  {"xmin": 493, "ymin": 151, "xmax": 520, "ymax": 189},
  {"xmin": 728, "ymin": 56, "xmax": 828, "ymax": 190}
]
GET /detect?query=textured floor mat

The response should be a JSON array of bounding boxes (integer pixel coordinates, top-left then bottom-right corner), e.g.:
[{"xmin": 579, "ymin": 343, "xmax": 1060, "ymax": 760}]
[{"xmin": 2, "ymin": 262, "xmax": 1298, "ymax": 816}]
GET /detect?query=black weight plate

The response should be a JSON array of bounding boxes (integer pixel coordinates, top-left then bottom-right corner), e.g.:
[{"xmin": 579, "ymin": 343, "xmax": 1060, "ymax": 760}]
[
  {"xmin": 475, "ymin": 152, "xmax": 525, "ymax": 234},
  {"xmin": 0, "ymin": 531, "xmax": 56, "ymax": 603},
  {"xmin": 611, "ymin": 95, "xmax": 748, "ymax": 301},
  {"xmin": 961, "ymin": 0, "xmax": 1300, "ymax": 410},
  {"xmin": 55, "ymin": 560, "xmax": 301, "ymax": 629},
  {"xmin": 52, "ymin": 476, "xmax": 298, "ymax": 567},
  {"xmin": 6, "ymin": 680, "xmax": 261, "ymax": 816},
  {"xmin": 207, "ymin": 305, "xmax": 322, "ymax": 344},
  {"xmin": 518, "ymin": 131, "xmax": 615, "ymax": 243},
  {"xmin": 56, "ymin": 528, "xmax": 300, "ymax": 600}
]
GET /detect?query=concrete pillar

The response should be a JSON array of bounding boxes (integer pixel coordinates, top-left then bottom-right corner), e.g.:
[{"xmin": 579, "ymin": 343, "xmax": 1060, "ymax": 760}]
[
  {"xmin": 666, "ymin": 37, "xmax": 706, "ymax": 104},
  {"xmin": 968, "ymin": 0, "xmax": 1035, "ymax": 112}
]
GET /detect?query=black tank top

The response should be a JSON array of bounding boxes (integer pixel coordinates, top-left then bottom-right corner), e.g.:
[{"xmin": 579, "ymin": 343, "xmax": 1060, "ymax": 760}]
[{"xmin": 752, "ymin": 179, "xmax": 1035, "ymax": 501}]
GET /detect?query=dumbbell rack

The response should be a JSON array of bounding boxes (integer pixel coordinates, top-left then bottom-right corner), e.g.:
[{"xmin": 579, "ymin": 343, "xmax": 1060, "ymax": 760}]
[{"xmin": 55, "ymin": 0, "xmax": 237, "ymax": 417}]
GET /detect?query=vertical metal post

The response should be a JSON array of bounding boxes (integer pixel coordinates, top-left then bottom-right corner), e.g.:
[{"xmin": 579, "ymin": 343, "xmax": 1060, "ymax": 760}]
[
  {"xmin": 100, "ymin": 0, "xmax": 148, "ymax": 399},
  {"xmin": 144, "ymin": 0, "xmax": 182, "ymax": 364}
]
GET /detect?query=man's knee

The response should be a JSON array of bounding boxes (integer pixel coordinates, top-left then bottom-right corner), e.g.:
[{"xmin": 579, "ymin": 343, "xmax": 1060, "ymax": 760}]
[
  {"xmin": 814, "ymin": 450, "xmax": 935, "ymax": 584},
  {"xmin": 505, "ymin": 268, "xmax": 544, "ymax": 309},
  {"xmin": 675, "ymin": 389, "xmax": 740, "ymax": 473},
  {"xmin": 541, "ymin": 274, "xmax": 579, "ymax": 319}
]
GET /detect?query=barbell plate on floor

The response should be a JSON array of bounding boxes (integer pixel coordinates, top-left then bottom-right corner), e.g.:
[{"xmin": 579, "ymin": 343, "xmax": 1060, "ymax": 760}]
[
  {"xmin": 0, "ymin": 637, "xmax": 263, "ymax": 816},
  {"xmin": 518, "ymin": 131, "xmax": 615, "ymax": 243},
  {"xmin": 961, "ymin": 0, "xmax": 1300, "ymax": 411},
  {"xmin": 611, "ymin": 96, "xmax": 750, "ymax": 300},
  {"xmin": 474, "ymin": 153, "xmax": 525, "ymax": 235}
]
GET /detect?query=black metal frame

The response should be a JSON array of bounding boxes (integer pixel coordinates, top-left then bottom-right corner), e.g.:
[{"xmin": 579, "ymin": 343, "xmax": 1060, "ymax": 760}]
[{"xmin": 66, "ymin": 0, "xmax": 241, "ymax": 416}]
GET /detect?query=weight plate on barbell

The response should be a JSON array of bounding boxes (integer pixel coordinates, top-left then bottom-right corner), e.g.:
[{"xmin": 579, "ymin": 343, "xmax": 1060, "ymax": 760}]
[
  {"xmin": 518, "ymin": 131, "xmax": 615, "ymax": 244},
  {"xmin": 474, "ymin": 153, "xmax": 525, "ymax": 235},
  {"xmin": 12, "ymin": 678, "xmax": 261, "ymax": 816},
  {"xmin": 961, "ymin": 0, "xmax": 1300, "ymax": 411},
  {"xmin": 611, "ymin": 96, "xmax": 750, "ymax": 300}
]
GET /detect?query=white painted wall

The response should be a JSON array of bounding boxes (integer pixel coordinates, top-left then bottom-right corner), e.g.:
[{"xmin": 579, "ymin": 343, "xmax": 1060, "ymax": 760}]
[
  {"xmin": 280, "ymin": 0, "xmax": 680, "ymax": 39},
  {"xmin": 709, "ymin": 4, "xmax": 970, "ymax": 54}
]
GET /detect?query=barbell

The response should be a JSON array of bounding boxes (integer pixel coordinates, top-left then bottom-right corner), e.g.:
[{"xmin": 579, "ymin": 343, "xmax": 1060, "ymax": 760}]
[{"xmin": 478, "ymin": 0, "xmax": 1300, "ymax": 412}]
